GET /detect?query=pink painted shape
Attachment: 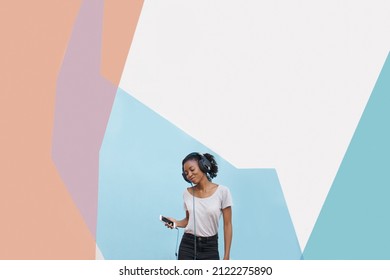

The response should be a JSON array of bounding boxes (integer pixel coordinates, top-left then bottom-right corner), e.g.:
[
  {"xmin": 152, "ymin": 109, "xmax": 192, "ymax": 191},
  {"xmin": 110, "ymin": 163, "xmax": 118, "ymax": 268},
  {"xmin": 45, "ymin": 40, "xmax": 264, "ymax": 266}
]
[{"xmin": 52, "ymin": 0, "xmax": 117, "ymax": 237}]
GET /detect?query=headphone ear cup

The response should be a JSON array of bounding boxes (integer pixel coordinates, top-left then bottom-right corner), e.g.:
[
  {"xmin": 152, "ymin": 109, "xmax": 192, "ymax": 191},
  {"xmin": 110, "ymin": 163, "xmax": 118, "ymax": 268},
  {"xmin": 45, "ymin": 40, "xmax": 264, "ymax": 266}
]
[{"xmin": 198, "ymin": 157, "xmax": 211, "ymax": 174}]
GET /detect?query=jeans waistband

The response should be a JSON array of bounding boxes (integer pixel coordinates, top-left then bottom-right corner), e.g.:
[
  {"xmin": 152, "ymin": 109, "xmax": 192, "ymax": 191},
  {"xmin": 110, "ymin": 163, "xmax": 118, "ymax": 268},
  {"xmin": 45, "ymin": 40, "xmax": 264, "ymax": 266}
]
[{"xmin": 184, "ymin": 232, "xmax": 218, "ymax": 242}]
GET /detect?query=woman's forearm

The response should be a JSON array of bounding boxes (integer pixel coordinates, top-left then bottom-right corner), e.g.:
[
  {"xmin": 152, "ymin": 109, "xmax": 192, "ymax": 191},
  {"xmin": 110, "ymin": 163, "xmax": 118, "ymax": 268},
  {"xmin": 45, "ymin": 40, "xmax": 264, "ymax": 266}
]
[
  {"xmin": 223, "ymin": 222, "xmax": 232, "ymax": 259},
  {"xmin": 175, "ymin": 211, "xmax": 189, "ymax": 228},
  {"xmin": 176, "ymin": 218, "xmax": 188, "ymax": 228}
]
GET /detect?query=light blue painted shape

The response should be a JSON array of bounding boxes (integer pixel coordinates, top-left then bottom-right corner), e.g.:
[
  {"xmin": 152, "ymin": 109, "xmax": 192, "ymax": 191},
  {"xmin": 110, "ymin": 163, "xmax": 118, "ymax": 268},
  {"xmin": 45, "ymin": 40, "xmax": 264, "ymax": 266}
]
[
  {"xmin": 304, "ymin": 52, "xmax": 390, "ymax": 259},
  {"xmin": 97, "ymin": 88, "xmax": 301, "ymax": 259}
]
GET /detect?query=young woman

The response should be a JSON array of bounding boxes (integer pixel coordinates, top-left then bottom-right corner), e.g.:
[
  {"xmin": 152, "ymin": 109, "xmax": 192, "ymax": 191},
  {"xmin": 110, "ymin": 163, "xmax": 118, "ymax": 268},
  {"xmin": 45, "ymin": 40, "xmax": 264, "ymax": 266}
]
[{"xmin": 166, "ymin": 152, "xmax": 233, "ymax": 260}]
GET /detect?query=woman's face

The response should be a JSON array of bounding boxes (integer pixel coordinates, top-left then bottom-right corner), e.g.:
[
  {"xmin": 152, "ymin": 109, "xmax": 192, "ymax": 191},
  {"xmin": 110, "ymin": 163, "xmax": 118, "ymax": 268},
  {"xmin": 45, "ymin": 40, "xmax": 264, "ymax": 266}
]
[{"xmin": 183, "ymin": 159, "xmax": 205, "ymax": 184}]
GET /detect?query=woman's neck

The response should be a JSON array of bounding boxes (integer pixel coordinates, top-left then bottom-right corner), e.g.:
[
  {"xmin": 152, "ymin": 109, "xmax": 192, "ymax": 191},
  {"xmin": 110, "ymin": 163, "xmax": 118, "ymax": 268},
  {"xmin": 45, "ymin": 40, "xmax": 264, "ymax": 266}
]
[{"xmin": 195, "ymin": 178, "xmax": 213, "ymax": 192}]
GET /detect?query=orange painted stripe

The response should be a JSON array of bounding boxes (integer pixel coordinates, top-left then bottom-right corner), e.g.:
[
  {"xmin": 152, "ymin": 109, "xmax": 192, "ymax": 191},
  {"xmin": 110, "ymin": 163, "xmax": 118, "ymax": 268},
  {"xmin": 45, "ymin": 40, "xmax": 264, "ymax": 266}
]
[
  {"xmin": 101, "ymin": 0, "xmax": 144, "ymax": 85},
  {"xmin": 0, "ymin": 1, "xmax": 96, "ymax": 259}
]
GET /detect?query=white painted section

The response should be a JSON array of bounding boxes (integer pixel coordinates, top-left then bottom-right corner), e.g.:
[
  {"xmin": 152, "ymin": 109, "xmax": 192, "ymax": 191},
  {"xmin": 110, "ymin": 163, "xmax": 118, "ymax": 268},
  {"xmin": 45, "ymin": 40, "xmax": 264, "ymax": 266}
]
[
  {"xmin": 96, "ymin": 244, "xmax": 105, "ymax": 260},
  {"xmin": 119, "ymin": 0, "xmax": 390, "ymax": 249}
]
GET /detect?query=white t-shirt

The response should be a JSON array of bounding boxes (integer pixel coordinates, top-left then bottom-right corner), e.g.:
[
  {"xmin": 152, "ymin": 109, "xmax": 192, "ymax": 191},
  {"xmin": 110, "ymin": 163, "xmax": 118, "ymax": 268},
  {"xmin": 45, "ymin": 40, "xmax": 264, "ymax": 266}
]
[{"xmin": 183, "ymin": 185, "xmax": 233, "ymax": 237}]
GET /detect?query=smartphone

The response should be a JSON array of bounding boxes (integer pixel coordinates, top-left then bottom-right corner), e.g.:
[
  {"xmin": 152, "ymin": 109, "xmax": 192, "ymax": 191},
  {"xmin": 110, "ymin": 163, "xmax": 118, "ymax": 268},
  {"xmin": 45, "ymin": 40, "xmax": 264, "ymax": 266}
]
[{"xmin": 160, "ymin": 215, "xmax": 175, "ymax": 227}]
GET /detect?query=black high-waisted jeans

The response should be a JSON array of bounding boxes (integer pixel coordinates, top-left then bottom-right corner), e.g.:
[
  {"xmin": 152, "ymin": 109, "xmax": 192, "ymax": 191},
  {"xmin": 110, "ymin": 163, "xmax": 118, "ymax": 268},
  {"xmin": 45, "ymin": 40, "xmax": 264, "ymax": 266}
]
[{"xmin": 178, "ymin": 233, "xmax": 219, "ymax": 260}]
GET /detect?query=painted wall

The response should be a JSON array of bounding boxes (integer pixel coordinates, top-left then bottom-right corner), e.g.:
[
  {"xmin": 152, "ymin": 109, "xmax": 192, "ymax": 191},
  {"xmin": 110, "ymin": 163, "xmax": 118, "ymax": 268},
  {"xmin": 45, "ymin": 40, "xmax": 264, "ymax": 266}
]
[{"xmin": 1, "ymin": 0, "xmax": 390, "ymax": 259}]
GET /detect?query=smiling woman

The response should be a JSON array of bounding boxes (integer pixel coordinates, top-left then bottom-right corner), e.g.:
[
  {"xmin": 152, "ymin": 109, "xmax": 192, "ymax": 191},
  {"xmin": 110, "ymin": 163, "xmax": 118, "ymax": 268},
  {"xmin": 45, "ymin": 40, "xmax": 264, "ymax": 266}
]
[{"xmin": 165, "ymin": 152, "xmax": 233, "ymax": 260}]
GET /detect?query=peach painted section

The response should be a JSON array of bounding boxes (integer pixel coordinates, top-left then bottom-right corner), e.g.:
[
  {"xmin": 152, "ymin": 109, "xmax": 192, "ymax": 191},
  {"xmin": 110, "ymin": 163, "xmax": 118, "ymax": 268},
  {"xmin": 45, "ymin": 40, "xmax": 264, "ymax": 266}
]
[
  {"xmin": 101, "ymin": 0, "xmax": 144, "ymax": 85},
  {"xmin": 0, "ymin": 1, "xmax": 96, "ymax": 259}
]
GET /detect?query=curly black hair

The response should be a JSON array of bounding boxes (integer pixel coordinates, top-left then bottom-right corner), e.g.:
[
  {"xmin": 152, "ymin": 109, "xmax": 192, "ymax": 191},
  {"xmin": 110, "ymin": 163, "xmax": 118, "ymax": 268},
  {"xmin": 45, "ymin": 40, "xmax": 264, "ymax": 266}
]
[{"xmin": 203, "ymin": 153, "xmax": 218, "ymax": 179}]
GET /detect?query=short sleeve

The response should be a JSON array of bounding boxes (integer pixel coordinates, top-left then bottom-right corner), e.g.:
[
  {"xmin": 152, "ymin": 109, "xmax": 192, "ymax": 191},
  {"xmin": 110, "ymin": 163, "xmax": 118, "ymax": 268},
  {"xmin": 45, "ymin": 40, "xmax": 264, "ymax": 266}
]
[
  {"xmin": 183, "ymin": 190, "xmax": 188, "ymax": 211},
  {"xmin": 221, "ymin": 186, "xmax": 233, "ymax": 209}
]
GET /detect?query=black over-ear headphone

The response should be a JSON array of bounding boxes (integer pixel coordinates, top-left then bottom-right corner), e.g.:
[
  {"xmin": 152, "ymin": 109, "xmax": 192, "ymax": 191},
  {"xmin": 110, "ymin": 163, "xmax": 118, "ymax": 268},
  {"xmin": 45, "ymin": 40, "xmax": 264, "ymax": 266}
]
[{"xmin": 182, "ymin": 152, "xmax": 212, "ymax": 183}]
